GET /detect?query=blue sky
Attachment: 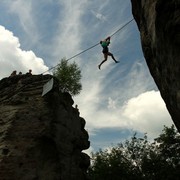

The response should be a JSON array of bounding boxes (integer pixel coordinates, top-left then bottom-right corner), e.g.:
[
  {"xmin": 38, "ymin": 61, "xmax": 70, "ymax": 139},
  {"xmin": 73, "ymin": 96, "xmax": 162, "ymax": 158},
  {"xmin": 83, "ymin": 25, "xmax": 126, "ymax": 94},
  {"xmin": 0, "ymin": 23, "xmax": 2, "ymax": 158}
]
[{"xmin": 0, "ymin": 0, "xmax": 173, "ymax": 154}]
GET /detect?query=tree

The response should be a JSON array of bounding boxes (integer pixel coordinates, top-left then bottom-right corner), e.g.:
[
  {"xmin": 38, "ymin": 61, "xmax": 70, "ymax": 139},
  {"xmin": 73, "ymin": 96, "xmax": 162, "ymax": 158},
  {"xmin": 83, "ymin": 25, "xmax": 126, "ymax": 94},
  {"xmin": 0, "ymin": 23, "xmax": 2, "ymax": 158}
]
[
  {"xmin": 53, "ymin": 58, "xmax": 82, "ymax": 96},
  {"xmin": 88, "ymin": 125, "xmax": 180, "ymax": 180},
  {"xmin": 153, "ymin": 125, "xmax": 180, "ymax": 179}
]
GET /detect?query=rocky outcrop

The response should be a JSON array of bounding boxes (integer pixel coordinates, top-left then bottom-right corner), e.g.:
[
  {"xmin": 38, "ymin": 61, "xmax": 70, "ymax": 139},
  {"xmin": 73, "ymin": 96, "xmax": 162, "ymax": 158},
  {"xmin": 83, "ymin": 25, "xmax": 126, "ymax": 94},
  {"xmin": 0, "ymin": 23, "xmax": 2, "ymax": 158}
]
[
  {"xmin": 0, "ymin": 74, "xmax": 90, "ymax": 180},
  {"xmin": 131, "ymin": 0, "xmax": 180, "ymax": 131}
]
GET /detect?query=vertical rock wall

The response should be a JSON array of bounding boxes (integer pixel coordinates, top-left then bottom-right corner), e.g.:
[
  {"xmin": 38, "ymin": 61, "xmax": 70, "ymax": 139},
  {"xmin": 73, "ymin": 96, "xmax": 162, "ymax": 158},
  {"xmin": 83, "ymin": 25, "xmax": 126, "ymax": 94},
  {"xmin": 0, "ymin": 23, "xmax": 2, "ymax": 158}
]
[
  {"xmin": 131, "ymin": 0, "xmax": 180, "ymax": 131},
  {"xmin": 0, "ymin": 75, "xmax": 90, "ymax": 180}
]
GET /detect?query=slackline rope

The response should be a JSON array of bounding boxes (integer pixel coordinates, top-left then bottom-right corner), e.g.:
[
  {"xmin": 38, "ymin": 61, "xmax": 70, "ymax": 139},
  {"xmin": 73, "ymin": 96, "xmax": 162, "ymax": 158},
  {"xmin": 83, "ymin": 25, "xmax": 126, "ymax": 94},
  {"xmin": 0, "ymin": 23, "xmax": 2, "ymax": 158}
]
[{"xmin": 42, "ymin": 18, "xmax": 134, "ymax": 74}]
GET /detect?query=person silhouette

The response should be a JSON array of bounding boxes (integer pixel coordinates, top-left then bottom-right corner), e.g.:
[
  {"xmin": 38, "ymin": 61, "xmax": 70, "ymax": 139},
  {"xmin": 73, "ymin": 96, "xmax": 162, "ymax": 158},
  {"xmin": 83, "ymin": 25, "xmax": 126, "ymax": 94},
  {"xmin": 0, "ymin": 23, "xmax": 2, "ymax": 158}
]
[
  {"xmin": 10, "ymin": 70, "xmax": 17, "ymax": 76},
  {"xmin": 98, "ymin": 36, "xmax": 118, "ymax": 69},
  {"xmin": 26, "ymin": 69, "xmax": 32, "ymax": 75}
]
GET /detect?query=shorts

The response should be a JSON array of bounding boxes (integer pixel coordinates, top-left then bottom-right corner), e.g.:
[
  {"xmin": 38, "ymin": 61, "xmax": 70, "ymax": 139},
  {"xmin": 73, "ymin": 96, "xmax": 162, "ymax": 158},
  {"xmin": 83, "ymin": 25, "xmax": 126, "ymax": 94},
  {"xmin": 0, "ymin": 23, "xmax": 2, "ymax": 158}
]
[{"xmin": 102, "ymin": 47, "xmax": 108, "ymax": 54}]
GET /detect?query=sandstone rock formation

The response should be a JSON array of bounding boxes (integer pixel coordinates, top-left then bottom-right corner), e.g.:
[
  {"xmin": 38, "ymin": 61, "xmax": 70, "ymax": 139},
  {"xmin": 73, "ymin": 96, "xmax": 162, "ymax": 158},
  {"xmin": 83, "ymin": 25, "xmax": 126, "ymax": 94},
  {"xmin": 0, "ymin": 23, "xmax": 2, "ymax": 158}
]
[
  {"xmin": 131, "ymin": 0, "xmax": 180, "ymax": 131},
  {"xmin": 0, "ymin": 74, "xmax": 90, "ymax": 180}
]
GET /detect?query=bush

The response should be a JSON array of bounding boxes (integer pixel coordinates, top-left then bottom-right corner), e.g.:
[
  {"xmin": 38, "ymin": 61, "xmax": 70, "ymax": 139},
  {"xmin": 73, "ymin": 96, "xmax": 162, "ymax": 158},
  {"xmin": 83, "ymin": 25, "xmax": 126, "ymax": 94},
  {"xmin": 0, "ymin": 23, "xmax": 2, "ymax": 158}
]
[{"xmin": 53, "ymin": 58, "xmax": 82, "ymax": 96}]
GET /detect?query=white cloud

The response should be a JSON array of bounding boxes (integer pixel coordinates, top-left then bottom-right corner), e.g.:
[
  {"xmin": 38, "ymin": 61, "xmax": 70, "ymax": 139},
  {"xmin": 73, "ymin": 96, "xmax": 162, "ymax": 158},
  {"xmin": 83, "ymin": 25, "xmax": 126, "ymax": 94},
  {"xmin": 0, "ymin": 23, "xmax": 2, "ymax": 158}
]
[
  {"xmin": 8, "ymin": 0, "xmax": 39, "ymax": 44},
  {"xmin": 77, "ymin": 90, "xmax": 173, "ymax": 139},
  {"xmin": 122, "ymin": 90, "xmax": 173, "ymax": 137},
  {"xmin": 52, "ymin": 0, "xmax": 89, "ymax": 62},
  {"xmin": 108, "ymin": 97, "xmax": 117, "ymax": 109},
  {"xmin": 91, "ymin": 10, "xmax": 106, "ymax": 21},
  {"xmin": 0, "ymin": 25, "xmax": 48, "ymax": 79}
]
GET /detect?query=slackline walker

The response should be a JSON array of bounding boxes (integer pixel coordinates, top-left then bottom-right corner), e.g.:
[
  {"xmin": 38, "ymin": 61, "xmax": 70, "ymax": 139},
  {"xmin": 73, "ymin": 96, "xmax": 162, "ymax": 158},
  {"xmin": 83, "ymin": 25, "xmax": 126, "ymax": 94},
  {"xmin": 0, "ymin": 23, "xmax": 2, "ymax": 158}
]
[
  {"xmin": 98, "ymin": 36, "xmax": 118, "ymax": 70},
  {"xmin": 42, "ymin": 18, "xmax": 134, "ymax": 74}
]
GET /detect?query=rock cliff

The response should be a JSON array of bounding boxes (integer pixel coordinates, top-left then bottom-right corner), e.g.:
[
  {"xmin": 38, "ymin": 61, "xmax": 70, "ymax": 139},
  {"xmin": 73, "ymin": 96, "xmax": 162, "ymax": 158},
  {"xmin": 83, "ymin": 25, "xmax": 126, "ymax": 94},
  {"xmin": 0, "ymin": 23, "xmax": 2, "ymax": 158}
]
[
  {"xmin": 131, "ymin": 0, "xmax": 180, "ymax": 131},
  {"xmin": 0, "ymin": 74, "xmax": 90, "ymax": 180}
]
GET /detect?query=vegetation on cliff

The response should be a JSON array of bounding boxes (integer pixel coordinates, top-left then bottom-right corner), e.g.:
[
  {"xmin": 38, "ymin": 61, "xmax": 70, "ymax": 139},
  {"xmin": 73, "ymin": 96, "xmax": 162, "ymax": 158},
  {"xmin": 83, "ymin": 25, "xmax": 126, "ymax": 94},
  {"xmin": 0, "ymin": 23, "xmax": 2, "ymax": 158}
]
[{"xmin": 53, "ymin": 58, "xmax": 82, "ymax": 96}]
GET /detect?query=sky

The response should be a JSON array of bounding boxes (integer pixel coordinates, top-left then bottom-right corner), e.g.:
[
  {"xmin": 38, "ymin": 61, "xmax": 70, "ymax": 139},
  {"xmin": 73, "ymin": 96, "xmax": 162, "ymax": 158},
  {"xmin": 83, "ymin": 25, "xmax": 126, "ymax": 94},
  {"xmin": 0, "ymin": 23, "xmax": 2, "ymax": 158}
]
[{"xmin": 0, "ymin": 0, "xmax": 174, "ymax": 155}]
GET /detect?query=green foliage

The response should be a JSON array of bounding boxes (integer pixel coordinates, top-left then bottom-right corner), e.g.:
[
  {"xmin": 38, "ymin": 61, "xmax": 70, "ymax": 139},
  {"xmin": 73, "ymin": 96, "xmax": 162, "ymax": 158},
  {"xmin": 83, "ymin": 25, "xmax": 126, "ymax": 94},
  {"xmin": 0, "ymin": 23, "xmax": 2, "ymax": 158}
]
[
  {"xmin": 88, "ymin": 125, "xmax": 180, "ymax": 180},
  {"xmin": 53, "ymin": 58, "xmax": 82, "ymax": 96}
]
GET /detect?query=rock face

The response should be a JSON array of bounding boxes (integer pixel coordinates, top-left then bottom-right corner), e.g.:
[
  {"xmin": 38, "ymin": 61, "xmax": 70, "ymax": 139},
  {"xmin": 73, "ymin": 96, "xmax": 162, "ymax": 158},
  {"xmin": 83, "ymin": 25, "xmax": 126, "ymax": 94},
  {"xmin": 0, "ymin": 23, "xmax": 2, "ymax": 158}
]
[
  {"xmin": 0, "ymin": 74, "xmax": 90, "ymax": 180},
  {"xmin": 131, "ymin": 0, "xmax": 180, "ymax": 131}
]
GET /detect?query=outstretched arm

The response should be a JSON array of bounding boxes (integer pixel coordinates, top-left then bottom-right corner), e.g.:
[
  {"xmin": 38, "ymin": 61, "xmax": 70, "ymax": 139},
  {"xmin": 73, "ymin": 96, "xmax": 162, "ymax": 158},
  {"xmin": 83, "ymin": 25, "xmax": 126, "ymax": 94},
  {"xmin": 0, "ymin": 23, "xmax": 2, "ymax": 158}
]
[
  {"xmin": 105, "ymin": 36, "xmax": 111, "ymax": 46},
  {"xmin": 105, "ymin": 36, "xmax": 111, "ymax": 41}
]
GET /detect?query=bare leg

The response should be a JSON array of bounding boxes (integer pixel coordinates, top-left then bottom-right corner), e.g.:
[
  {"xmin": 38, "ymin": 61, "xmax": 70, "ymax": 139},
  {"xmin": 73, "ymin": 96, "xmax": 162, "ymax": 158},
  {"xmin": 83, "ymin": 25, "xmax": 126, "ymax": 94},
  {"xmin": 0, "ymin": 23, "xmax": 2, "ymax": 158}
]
[
  {"xmin": 98, "ymin": 54, "xmax": 108, "ymax": 69},
  {"xmin": 108, "ymin": 52, "xmax": 118, "ymax": 63}
]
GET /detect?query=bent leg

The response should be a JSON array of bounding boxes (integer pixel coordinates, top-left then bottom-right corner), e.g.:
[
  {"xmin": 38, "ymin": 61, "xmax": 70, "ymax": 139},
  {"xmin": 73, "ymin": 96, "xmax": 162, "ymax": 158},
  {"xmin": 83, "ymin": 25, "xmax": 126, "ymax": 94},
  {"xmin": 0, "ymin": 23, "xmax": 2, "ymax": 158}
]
[{"xmin": 108, "ymin": 52, "xmax": 118, "ymax": 63}]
